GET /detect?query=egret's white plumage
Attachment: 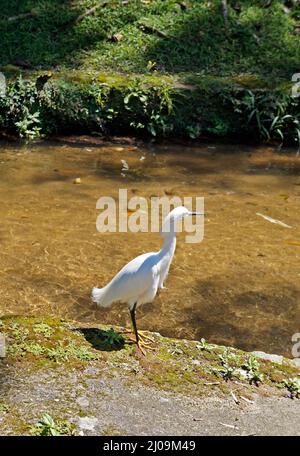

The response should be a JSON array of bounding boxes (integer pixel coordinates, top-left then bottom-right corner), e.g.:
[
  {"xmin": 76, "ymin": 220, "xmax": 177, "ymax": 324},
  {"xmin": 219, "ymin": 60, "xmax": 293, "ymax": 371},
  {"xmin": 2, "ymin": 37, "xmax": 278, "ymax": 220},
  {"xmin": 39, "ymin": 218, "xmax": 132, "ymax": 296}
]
[{"xmin": 92, "ymin": 206, "xmax": 203, "ymax": 352}]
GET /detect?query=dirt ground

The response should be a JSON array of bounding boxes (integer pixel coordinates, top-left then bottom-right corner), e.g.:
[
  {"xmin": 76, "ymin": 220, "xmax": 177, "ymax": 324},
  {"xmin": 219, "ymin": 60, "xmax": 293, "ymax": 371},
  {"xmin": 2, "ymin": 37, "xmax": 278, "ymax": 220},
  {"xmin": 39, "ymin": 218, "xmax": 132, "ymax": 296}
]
[{"xmin": 0, "ymin": 362, "xmax": 299, "ymax": 436}]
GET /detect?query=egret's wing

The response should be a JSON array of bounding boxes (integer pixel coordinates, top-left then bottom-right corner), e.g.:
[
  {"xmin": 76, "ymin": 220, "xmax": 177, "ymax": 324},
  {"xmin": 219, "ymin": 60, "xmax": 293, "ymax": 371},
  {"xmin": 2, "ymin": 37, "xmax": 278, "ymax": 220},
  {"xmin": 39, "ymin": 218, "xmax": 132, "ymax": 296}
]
[{"xmin": 103, "ymin": 252, "xmax": 159, "ymax": 305}]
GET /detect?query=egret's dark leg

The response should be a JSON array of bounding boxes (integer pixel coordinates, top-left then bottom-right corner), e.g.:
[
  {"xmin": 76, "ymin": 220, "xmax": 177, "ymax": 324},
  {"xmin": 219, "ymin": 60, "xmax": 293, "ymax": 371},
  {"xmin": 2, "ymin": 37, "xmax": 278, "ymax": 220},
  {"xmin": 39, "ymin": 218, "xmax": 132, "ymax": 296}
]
[
  {"xmin": 128, "ymin": 303, "xmax": 155, "ymax": 354},
  {"xmin": 130, "ymin": 302, "xmax": 139, "ymax": 345}
]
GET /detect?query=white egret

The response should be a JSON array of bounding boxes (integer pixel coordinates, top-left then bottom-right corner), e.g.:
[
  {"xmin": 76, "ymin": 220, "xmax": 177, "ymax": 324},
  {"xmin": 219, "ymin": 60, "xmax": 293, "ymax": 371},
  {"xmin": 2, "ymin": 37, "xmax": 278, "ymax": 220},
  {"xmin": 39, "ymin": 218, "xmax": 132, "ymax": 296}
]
[{"xmin": 92, "ymin": 206, "xmax": 204, "ymax": 354}]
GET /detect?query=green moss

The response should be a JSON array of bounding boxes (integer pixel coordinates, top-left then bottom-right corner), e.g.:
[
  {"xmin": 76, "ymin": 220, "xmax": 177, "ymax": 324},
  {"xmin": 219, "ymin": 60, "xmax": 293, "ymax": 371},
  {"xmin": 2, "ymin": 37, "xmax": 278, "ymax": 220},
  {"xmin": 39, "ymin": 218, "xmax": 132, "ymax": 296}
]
[
  {"xmin": 1, "ymin": 315, "xmax": 299, "ymax": 400},
  {"xmin": 2, "ymin": 316, "xmax": 102, "ymax": 364},
  {"xmin": 101, "ymin": 425, "xmax": 126, "ymax": 436},
  {"xmin": 0, "ymin": 408, "xmax": 31, "ymax": 435},
  {"xmin": 0, "ymin": 402, "xmax": 9, "ymax": 413}
]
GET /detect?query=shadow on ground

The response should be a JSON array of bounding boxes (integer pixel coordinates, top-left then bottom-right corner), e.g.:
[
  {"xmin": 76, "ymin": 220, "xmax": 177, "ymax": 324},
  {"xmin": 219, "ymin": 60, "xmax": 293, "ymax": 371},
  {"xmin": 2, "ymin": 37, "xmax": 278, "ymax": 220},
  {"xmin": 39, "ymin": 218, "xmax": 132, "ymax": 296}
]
[{"xmin": 77, "ymin": 327, "xmax": 125, "ymax": 352}]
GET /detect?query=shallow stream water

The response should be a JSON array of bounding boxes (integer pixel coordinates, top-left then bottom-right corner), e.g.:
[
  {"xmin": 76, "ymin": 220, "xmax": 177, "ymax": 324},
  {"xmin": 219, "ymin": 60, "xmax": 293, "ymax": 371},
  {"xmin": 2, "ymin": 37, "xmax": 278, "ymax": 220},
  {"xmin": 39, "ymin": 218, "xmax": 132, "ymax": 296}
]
[{"xmin": 0, "ymin": 137, "xmax": 299, "ymax": 356}]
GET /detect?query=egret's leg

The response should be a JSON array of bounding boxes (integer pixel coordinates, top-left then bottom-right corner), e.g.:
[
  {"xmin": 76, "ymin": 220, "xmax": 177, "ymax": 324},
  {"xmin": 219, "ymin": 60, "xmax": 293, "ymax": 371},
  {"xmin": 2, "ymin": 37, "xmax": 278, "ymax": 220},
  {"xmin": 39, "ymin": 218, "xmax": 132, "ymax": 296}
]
[
  {"xmin": 130, "ymin": 303, "xmax": 139, "ymax": 345},
  {"xmin": 129, "ymin": 304, "xmax": 154, "ymax": 354}
]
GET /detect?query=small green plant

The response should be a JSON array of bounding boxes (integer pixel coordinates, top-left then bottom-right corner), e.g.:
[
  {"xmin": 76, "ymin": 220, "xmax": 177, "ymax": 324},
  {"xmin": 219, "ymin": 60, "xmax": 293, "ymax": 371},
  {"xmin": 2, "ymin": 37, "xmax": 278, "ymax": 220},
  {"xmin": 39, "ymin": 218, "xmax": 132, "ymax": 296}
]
[
  {"xmin": 24, "ymin": 342, "xmax": 45, "ymax": 356},
  {"xmin": 46, "ymin": 340, "xmax": 100, "ymax": 362},
  {"xmin": 8, "ymin": 323, "xmax": 29, "ymax": 343},
  {"xmin": 0, "ymin": 403, "xmax": 9, "ymax": 413},
  {"xmin": 31, "ymin": 413, "xmax": 75, "ymax": 436},
  {"xmin": 196, "ymin": 338, "xmax": 214, "ymax": 352},
  {"xmin": 229, "ymin": 89, "xmax": 300, "ymax": 148},
  {"xmin": 186, "ymin": 124, "xmax": 201, "ymax": 139},
  {"xmin": 7, "ymin": 341, "xmax": 44, "ymax": 358},
  {"xmin": 282, "ymin": 377, "xmax": 300, "ymax": 399},
  {"xmin": 33, "ymin": 323, "xmax": 54, "ymax": 338},
  {"xmin": 123, "ymin": 79, "xmax": 173, "ymax": 136},
  {"xmin": 242, "ymin": 355, "xmax": 263, "ymax": 385},
  {"xmin": 146, "ymin": 60, "xmax": 157, "ymax": 72},
  {"xmin": 243, "ymin": 355, "xmax": 260, "ymax": 372},
  {"xmin": 15, "ymin": 108, "xmax": 41, "ymax": 140},
  {"xmin": 212, "ymin": 350, "xmax": 237, "ymax": 381},
  {"xmin": 214, "ymin": 363, "xmax": 234, "ymax": 381},
  {"xmin": 101, "ymin": 328, "xmax": 124, "ymax": 349}
]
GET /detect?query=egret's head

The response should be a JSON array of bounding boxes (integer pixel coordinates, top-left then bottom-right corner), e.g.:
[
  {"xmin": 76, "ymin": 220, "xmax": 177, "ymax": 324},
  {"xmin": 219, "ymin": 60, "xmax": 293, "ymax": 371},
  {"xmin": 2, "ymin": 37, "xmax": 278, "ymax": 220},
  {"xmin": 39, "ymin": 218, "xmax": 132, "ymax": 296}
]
[{"xmin": 161, "ymin": 206, "xmax": 204, "ymax": 237}]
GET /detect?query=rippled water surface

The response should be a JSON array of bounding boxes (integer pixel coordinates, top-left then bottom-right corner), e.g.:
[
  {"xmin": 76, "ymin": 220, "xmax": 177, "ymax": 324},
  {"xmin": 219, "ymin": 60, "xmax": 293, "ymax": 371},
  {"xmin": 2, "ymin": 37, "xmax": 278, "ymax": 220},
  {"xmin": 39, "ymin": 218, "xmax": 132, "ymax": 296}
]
[{"xmin": 0, "ymin": 137, "xmax": 299, "ymax": 356}]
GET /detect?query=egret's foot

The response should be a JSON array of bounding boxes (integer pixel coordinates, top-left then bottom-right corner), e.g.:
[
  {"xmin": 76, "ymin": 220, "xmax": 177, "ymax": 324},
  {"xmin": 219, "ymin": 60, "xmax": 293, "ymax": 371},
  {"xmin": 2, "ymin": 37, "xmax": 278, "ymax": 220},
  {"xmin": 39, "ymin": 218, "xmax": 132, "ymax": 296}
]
[
  {"xmin": 121, "ymin": 328, "xmax": 155, "ymax": 343},
  {"xmin": 136, "ymin": 338, "xmax": 156, "ymax": 356},
  {"xmin": 124, "ymin": 332, "xmax": 155, "ymax": 355},
  {"xmin": 137, "ymin": 331, "xmax": 155, "ymax": 343}
]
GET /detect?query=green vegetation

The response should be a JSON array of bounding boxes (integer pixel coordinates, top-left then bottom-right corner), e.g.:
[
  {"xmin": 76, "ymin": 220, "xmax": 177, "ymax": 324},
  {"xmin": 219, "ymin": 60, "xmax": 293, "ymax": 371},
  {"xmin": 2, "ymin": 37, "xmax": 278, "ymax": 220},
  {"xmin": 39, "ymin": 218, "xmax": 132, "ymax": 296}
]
[
  {"xmin": 196, "ymin": 338, "xmax": 215, "ymax": 352},
  {"xmin": 282, "ymin": 377, "xmax": 300, "ymax": 399},
  {"xmin": 0, "ymin": 74, "xmax": 299, "ymax": 145},
  {"xmin": 0, "ymin": 403, "xmax": 9, "ymax": 413},
  {"xmin": 0, "ymin": 316, "xmax": 299, "ymax": 435},
  {"xmin": 0, "ymin": 0, "xmax": 299, "ymax": 78},
  {"xmin": 0, "ymin": 1, "xmax": 299, "ymax": 142},
  {"xmin": 1, "ymin": 316, "xmax": 299, "ymax": 397},
  {"xmin": 81, "ymin": 327, "xmax": 125, "ymax": 351},
  {"xmin": 31, "ymin": 413, "xmax": 75, "ymax": 436},
  {"xmin": 2, "ymin": 317, "xmax": 101, "ymax": 364},
  {"xmin": 242, "ymin": 355, "xmax": 264, "ymax": 385}
]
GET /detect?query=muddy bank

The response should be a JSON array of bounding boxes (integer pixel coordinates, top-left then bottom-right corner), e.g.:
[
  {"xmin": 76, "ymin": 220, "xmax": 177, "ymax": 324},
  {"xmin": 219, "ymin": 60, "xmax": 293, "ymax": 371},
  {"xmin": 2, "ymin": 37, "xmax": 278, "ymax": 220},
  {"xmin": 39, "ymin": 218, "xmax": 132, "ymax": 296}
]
[{"xmin": 0, "ymin": 316, "xmax": 299, "ymax": 436}]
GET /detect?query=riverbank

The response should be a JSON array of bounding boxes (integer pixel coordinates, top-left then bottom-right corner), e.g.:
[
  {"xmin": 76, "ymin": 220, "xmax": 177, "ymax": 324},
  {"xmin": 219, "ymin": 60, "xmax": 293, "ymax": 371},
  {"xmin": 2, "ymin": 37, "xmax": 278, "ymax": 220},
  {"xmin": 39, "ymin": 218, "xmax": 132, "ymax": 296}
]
[
  {"xmin": 0, "ymin": 1, "xmax": 299, "ymax": 144},
  {"xmin": 0, "ymin": 316, "xmax": 299, "ymax": 435},
  {"xmin": 0, "ymin": 72, "xmax": 299, "ymax": 146}
]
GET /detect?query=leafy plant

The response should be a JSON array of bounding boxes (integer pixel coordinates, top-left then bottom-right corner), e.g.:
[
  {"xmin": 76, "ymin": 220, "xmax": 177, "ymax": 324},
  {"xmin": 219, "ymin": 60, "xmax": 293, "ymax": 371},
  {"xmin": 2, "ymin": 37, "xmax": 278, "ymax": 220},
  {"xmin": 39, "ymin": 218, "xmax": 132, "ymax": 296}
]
[
  {"xmin": 101, "ymin": 328, "xmax": 125, "ymax": 349},
  {"xmin": 196, "ymin": 338, "xmax": 214, "ymax": 352},
  {"xmin": 0, "ymin": 403, "xmax": 9, "ymax": 413},
  {"xmin": 282, "ymin": 377, "xmax": 300, "ymax": 399},
  {"xmin": 242, "ymin": 355, "xmax": 263, "ymax": 385},
  {"xmin": 213, "ymin": 349, "xmax": 238, "ymax": 381},
  {"xmin": 31, "ymin": 413, "xmax": 75, "ymax": 436},
  {"xmin": 123, "ymin": 79, "xmax": 174, "ymax": 136},
  {"xmin": 33, "ymin": 323, "xmax": 54, "ymax": 338},
  {"xmin": 229, "ymin": 89, "xmax": 300, "ymax": 147},
  {"xmin": 15, "ymin": 108, "xmax": 41, "ymax": 140},
  {"xmin": 46, "ymin": 340, "xmax": 100, "ymax": 362},
  {"xmin": 8, "ymin": 323, "xmax": 29, "ymax": 343},
  {"xmin": 186, "ymin": 124, "xmax": 201, "ymax": 139}
]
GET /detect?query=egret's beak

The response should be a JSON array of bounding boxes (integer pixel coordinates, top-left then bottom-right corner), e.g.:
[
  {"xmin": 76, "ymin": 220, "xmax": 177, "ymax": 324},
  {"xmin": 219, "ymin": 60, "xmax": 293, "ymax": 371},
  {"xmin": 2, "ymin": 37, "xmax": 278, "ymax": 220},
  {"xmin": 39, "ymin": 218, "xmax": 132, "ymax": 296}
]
[{"xmin": 190, "ymin": 211, "xmax": 205, "ymax": 216}]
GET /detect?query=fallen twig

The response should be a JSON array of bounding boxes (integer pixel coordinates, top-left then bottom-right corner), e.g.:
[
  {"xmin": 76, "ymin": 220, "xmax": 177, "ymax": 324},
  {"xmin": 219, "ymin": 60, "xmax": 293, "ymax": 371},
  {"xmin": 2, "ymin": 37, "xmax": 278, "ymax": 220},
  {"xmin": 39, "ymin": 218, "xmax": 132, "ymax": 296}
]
[
  {"xmin": 240, "ymin": 396, "xmax": 254, "ymax": 405},
  {"xmin": 74, "ymin": 2, "xmax": 108, "ymax": 24},
  {"xmin": 230, "ymin": 391, "xmax": 240, "ymax": 405},
  {"xmin": 139, "ymin": 23, "xmax": 168, "ymax": 39},
  {"xmin": 7, "ymin": 11, "xmax": 36, "ymax": 22},
  {"xmin": 219, "ymin": 422, "xmax": 239, "ymax": 430}
]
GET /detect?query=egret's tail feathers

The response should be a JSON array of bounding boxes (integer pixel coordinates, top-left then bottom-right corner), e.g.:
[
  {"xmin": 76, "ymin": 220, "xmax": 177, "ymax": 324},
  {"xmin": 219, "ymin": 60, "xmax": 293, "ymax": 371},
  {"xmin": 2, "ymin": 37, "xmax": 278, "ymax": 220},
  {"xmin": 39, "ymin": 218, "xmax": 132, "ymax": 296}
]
[{"xmin": 92, "ymin": 287, "xmax": 111, "ymax": 308}]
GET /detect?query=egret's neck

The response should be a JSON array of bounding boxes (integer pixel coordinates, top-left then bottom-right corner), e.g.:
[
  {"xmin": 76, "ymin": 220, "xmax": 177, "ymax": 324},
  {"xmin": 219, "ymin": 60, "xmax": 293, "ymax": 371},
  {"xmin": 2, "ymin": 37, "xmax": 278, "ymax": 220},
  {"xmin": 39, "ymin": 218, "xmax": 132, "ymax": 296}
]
[{"xmin": 159, "ymin": 231, "xmax": 177, "ymax": 258}]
